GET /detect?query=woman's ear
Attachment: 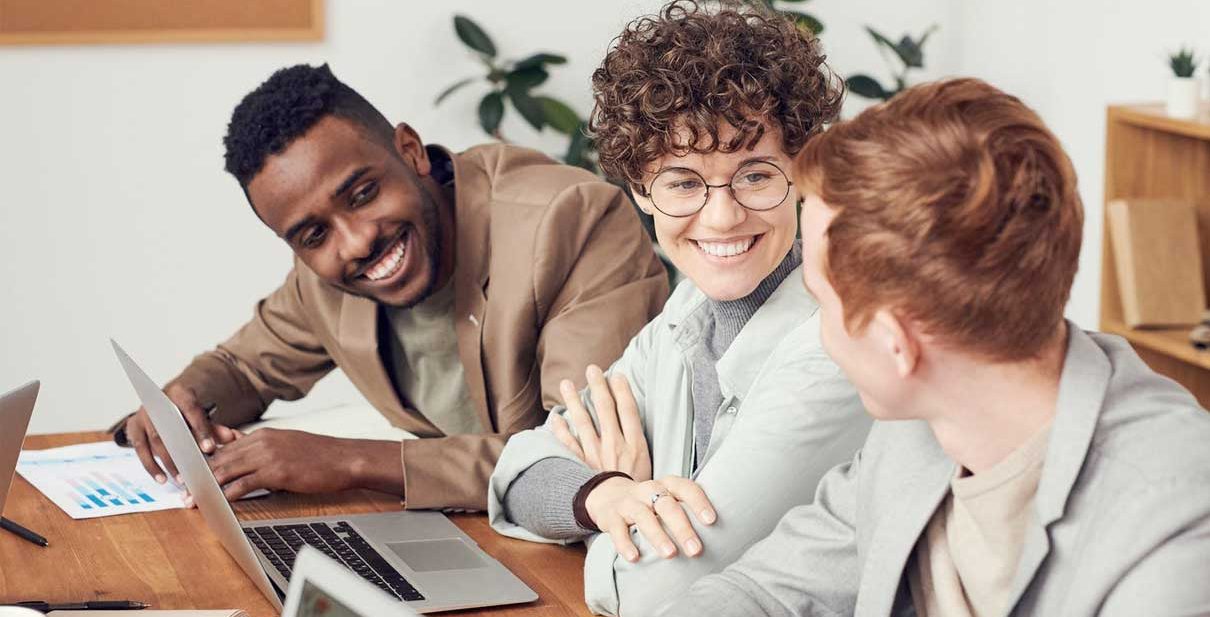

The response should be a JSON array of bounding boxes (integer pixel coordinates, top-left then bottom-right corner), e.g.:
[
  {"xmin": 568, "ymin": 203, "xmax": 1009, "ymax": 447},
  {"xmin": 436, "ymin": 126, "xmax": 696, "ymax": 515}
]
[
  {"xmin": 871, "ymin": 309, "xmax": 920, "ymax": 379},
  {"xmin": 631, "ymin": 185, "xmax": 655, "ymax": 215}
]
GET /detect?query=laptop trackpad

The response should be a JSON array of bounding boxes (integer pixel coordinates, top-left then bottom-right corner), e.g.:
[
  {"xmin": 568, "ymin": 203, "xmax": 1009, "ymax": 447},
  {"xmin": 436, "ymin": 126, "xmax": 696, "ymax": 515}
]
[{"xmin": 386, "ymin": 539, "xmax": 487, "ymax": 572}]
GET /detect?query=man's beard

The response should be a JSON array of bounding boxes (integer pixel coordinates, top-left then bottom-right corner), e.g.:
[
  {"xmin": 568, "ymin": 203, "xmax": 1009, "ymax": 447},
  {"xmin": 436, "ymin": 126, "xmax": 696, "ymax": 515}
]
[{"xmin": 389, "ymin": 183, "xmax": 445, "ymax": 310}]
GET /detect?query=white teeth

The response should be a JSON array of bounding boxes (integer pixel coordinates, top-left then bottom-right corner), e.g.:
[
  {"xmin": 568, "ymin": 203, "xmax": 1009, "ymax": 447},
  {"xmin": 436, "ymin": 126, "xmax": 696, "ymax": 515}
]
[
  {"xmin": 364, "ymin": 237, "xmax": 406, "ymax": 281},
  {"xmin": 696, "ymin": 237, "xmax": 755, "ymax": 258}
]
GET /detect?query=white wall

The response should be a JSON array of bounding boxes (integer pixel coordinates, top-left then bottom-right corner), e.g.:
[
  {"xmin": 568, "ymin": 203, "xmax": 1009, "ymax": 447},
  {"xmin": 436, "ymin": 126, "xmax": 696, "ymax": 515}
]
[
  {"xmin": 949, "ymin": 0, "xmax": 1210, "ymax": 329},
  {"xmin": 3, "ymin": 0, "xmax": 1199, "ymax": 434}
]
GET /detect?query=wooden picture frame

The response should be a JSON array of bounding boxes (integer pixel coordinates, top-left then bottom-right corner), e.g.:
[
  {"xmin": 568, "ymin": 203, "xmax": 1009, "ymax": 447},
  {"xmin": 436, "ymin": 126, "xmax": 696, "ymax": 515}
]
[{"xmin": 0, "ymin": 0, "xmax": 323, "ymax": 46}]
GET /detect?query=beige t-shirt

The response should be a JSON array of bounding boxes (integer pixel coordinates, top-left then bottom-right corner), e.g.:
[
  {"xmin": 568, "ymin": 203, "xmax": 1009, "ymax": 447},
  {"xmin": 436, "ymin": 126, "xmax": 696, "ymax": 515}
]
[
  {"xmin": 909, "ymin": 425, "xmax": 1052, "ymax": 617},
  {"xmin": 385, "ymin": 281, "xmax": 481, "ymax": 436}
]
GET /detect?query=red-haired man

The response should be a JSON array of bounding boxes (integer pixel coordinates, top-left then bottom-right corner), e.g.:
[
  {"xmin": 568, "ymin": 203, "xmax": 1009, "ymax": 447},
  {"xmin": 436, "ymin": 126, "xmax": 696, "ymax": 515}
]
[{"xmin": 664, "ymin": 78, "xmax": 1210, "ymax": 616}]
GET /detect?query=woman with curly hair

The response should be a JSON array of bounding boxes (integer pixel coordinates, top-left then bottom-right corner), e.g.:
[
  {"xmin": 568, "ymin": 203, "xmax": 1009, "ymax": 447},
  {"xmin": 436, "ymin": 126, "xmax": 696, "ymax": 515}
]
[{"xmin": 487, "ymin": 2, "xmax": 870, "ymax": 614}]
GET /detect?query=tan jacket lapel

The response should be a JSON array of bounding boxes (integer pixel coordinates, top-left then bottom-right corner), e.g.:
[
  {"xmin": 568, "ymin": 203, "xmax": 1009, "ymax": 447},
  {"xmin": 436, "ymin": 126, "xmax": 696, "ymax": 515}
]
[{"xmin": 447, "ymin": 148, "xmax": 493, "ymax": 434}]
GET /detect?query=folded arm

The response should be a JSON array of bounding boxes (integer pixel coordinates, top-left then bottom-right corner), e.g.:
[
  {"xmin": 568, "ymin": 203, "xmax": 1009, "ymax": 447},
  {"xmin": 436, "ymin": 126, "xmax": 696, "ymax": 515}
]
[{"xmin": 603, "ymin": 352, "xmax": 869, "ymax": 616}]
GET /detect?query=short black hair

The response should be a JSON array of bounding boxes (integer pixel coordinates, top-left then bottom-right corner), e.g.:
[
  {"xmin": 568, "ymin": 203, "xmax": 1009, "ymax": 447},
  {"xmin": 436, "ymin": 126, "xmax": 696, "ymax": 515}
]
[{"xmin": 223, "ymin": 63, "xmax": 395, "ymax": 188}]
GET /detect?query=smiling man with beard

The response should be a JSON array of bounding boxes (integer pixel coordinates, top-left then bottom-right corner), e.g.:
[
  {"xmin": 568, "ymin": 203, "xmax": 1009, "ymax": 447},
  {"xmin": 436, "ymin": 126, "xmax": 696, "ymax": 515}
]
[{"xmin": 110, "ymin": 64, "xmax": 669, "ymax": 511}]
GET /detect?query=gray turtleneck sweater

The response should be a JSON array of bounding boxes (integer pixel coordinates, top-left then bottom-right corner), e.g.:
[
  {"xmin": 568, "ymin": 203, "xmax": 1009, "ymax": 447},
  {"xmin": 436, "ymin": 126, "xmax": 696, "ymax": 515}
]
[{"xmin": 501, "ymin": 245, "xmax": 802, "ymax": 540}]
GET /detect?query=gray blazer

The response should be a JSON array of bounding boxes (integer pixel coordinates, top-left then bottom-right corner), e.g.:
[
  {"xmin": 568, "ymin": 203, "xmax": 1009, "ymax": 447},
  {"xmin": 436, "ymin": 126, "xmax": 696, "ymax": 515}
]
[{"xmin": 662, "ymin": 326, "xmax": 1210, "ymax": 617}]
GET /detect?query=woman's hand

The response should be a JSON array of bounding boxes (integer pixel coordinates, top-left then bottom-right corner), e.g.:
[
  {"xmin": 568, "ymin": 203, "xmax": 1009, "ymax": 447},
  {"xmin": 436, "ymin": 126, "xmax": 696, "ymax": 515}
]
[
  {"xmin": 584, "ymin": 475, "xmax": 717, "ymax": 563},
  {"xmin": 551, "ymin": 365, "xmax": 652, "ymax": 482}
]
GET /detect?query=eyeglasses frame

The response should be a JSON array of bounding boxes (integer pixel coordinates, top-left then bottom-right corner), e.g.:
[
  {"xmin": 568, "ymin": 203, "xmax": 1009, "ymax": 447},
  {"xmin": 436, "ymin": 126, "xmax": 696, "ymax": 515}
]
[{"xmin": 638, "ymin": 160, "xmax": 795, "ymax": 218}]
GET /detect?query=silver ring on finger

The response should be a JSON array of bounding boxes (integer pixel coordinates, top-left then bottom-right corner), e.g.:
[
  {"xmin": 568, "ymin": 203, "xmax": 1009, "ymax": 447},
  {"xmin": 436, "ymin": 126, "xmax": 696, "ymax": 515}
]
[{"xmin": 650, "ymin": 491, "xmax": 670, "ymax": 507}]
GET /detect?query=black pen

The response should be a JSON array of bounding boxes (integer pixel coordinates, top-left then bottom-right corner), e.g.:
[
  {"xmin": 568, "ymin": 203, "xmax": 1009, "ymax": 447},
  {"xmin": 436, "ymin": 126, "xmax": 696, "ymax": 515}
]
[
  {"xmin": 12, "ymin": 600, "xmax": 150, "ymax": 611},
  {"xmin": 0, "ymin": 517, "xmax": 48, "ymax": 547}
]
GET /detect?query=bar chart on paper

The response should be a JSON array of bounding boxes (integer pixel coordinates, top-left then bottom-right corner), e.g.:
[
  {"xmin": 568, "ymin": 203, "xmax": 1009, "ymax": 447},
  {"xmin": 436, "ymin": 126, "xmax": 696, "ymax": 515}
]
[{"xmin": 16, "ymin": 441, "xmax": 186, "ymax": 519}]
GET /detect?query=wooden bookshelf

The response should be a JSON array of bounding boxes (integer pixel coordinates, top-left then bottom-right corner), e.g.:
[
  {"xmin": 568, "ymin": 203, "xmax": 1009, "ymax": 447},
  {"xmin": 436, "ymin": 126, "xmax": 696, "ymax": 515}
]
[{"xmin": 1102, "ymin": 103, "xmax": 1210, "ymax": 408}]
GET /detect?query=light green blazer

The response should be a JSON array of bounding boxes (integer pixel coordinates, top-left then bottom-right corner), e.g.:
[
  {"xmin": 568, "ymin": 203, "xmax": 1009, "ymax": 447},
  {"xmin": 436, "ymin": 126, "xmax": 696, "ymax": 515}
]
[{"xmin": 487, "ymin": 265, "xmax": 871, "ymax": 615}]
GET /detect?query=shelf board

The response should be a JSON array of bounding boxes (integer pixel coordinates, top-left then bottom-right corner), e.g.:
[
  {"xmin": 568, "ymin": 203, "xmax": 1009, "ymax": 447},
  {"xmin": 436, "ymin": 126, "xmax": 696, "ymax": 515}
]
[
  {"xmin": 1109, "ymin": 103, "xmax": 1210, "ymax": 141},
  {"xmin": 1102, "ymin": 320, "xmax": 1210, "ymax": 371}
]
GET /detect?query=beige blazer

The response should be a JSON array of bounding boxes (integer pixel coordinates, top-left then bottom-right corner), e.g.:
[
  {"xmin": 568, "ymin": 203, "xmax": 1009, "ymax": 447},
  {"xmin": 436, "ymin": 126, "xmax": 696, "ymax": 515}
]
[
  {"xmin": 663, "ymin": 326, "xmax": 1210, "ymax": 616},
  {"xmin": 126, "ymin": 144, "xmax": 669, "ymax": 511}
]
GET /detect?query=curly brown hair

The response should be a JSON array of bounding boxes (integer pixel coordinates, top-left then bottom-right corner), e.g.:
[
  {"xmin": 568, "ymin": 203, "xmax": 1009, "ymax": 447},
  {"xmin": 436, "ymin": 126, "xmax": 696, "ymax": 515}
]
[{"xmin": 589, "ymin": 0, "xmax": 843, "ymax": 191}]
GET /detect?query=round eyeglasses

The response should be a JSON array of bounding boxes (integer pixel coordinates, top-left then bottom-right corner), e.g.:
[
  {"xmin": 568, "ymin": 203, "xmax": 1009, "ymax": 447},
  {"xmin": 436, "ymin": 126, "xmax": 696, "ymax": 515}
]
[{"xmin": 641, "ymin": 160, "xmax": 794, "ymax": 218}]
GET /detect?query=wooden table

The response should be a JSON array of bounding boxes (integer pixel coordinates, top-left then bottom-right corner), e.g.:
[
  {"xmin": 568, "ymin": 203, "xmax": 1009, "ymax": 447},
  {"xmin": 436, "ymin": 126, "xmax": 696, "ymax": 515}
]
[{"xmin": 0, "ymin": 432, "xmax": 592, "ymax": 617}]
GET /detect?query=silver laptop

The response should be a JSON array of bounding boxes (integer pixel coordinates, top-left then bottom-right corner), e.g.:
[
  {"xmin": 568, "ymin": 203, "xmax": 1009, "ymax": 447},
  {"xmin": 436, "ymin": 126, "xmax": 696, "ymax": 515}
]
[
  {"xmin": 111, "ymin": 340, "xmax": 536, "ymax": 613},
  {"xmin": 284, "ymin": 546, "xmax": 420, "ymax": 617},
  {"xmin": 0, "ymin": 381, "xmax": 39, "ymax": 520}
]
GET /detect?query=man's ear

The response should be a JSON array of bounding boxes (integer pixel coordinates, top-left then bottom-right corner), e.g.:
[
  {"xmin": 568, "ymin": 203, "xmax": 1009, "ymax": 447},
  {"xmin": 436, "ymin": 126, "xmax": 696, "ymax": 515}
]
[
  {"xmin": 871, "ymin": 309, "xmax": 920, "ymax": 378},
  {"xmin": 393, "ymin": 122, "xmax": 431, "ymax": 176}
]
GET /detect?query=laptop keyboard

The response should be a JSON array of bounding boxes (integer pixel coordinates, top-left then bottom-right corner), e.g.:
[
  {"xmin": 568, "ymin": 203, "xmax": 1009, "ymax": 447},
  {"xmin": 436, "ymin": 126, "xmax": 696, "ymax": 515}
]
[{"xmin": 242, "ymin": 521, "xmax": 425, "ymax": 602}]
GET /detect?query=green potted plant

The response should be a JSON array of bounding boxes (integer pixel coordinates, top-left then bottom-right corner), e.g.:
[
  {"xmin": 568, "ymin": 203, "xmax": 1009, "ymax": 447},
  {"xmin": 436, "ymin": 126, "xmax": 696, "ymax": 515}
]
[
  {"xmin": 845, "ymin": 25, "xmax": 938, "ymax": 101},
  {"xmin": 1167, "ymin": 46, "xmax": 1201, "ymax": 118},
  {"xmin": 434, "ymin": 15, "xmax": 597, "ymax": 172}
]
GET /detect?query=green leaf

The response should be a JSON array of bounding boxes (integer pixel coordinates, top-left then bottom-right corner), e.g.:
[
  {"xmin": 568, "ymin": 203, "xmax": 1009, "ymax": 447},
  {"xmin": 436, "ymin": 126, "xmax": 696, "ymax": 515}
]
[
  {"xmin": 506, "ymin": 88, "xmax": 546, "ymax": 130},
  {"xmin": 433, "ymin": 77, "xmax": 477, "ymax": 106},
  {"xmin": 897, "ymin": 25, "xmax": 938, "ymax": 69},
  {"xmin": 505, "ymin": 66, "xmax": 549, "ymax": 92},
  {"xmin": 897, "ymin": 35, "xmax": 924, "ymax": 68},
  {"xmin": 917, "ymin": 24, "xmax": 939, "ymax": 50},
  {"xmin": 538, "ymin": 97, "xmax": 581, "ymax": 135},
  {"xmin": 478, "ymin": 91, "xmax": 504, "ymax": 136},
  {"xmin": 866, "ymin": 26, "xmax": 910, "ymax": 66},
  {"xmin": 515, "ymin": 53, "xmax": 568, "ymax": 71},
  {"xmin": 1170, "ymin": 47, "xmax": 1199, "ymax": 77},
  {"xmin": 783, "ymin": 10, "xmax": 824, "ymax": 35},
  {"xmin": 564, "ymin": 122, "xmax": 591, "ymax": 169},
  {"xmin": 454, "ymin": 15, "xmax": 497, "ymax": 58},
  {"xmin": 845, "ymin": 74, "xmax": 889, "ymax": 100}
]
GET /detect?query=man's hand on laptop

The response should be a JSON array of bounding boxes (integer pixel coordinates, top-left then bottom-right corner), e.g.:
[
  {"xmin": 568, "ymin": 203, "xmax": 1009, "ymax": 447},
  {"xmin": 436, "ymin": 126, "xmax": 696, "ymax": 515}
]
[
  {"xmin": 126, "ymin": 383, "xmax": 237, "ymax": 484},
  {"xmin": 206, "ymin": 429, "xmax": 405, "ymax": 501}
]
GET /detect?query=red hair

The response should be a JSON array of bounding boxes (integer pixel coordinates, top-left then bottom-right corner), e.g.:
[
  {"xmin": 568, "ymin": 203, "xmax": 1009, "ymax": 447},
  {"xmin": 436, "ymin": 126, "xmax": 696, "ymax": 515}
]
[{"xmin": 797, "ymin": 78, "xmax": 1083, "ymax": 361}]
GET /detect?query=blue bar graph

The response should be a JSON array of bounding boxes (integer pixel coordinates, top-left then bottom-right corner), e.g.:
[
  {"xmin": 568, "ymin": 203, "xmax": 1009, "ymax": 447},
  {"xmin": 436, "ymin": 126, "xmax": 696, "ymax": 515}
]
[
  {"xmin": 17, "ymin": 441, "xmax": 183, "ymax": 519},
  {"xmin": 111, "ymin": 472, "xmax": 157, "ymax": 504},
  {"xmin": 56, "ymin": 471, "xmax": 164, "ymax": 508},
  {"xmin": 97, "ymin": 472, "xmax": 136, "ymax": 504}
]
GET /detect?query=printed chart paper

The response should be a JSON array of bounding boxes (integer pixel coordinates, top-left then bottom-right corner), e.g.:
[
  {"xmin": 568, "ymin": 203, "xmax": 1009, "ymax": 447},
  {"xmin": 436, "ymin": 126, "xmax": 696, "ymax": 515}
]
[{"xmin": 16, "ymin": 440, "xmax": 186, "ymax": 519}]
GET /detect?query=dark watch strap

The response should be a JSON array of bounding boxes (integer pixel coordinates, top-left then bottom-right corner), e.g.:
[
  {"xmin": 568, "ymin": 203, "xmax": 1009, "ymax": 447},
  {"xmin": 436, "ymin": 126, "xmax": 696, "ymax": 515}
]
[
  {"xmin": 572, "ymin": 470, "xmax": 633, "ymax": 531},
  {"xmin": 110, "ymin": 413, "xmax": 135, "ymax": 447}
]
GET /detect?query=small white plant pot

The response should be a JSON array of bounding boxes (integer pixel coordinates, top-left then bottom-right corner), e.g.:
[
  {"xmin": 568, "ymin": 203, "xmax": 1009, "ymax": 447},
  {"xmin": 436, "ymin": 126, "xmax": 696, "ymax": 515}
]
[{"xmin": 1167, "ymin": 77, "xmax": 1200, "ymax": 118}]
